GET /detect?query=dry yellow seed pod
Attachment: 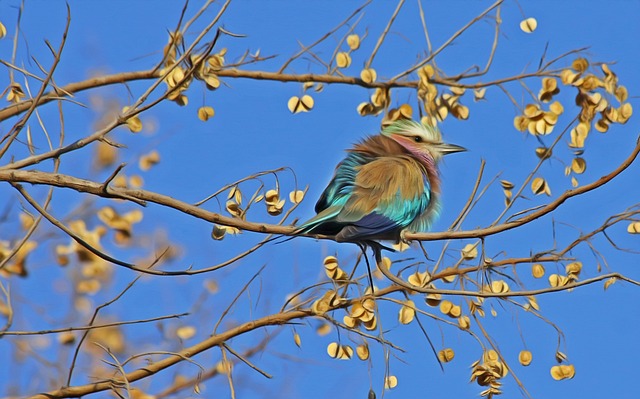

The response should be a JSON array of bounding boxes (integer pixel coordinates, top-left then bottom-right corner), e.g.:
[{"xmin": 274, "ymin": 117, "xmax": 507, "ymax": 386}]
[
  {"xmin": 360, "ymin": 68, "xmax": 377, "ymax": 84},
  {"xmin": 439, "ymin": 300, "xmax": 453, "ymax": 314},
  {"xmin": 627, "ymin": 222, "xmax": 640, "ymax": 234},
  {"xmin": 565, "ymin": 261, "xmax": 582, "ymax": 275},
  {"xmin": 425, "ymin": 292, "xmax": 441, "ymax": 307},
  {"xmin": 519, "ymin": 350, "xmax": 532, "ymax": 366},
  {"xmin": 384, "ymin": 375, "xmax": 398, "ymax": 389},
  {"xmin": 572, "ymin": 58, "xmax": 589, "ymax": 73},
  {"xmin": 287, "ymin": 95, "xmax": 314, "ymax": 113},
  {"xmin": 197, "ymin": 106, "xmax": 215, "ymax": 121},
  {"xmin": 550, "ymin": 364, "xmax": 575, "ymax": 380},
  {"xmin": 519, "ymin": 17, "xmax": 537, "ymax": 33},
  {"xmin": 571, "ymin": 158, "xmax": 587, "ymax": 174},
  {"xmin": 449, "ymin": 304, "xmax": 462, "ymax": 318},
  {"xmin": 346, "ymin": 34, "xmax": 360, "ymax": 50},
  {"xmin": 327, "ymin": 342, "xmax": 353, "ymax": 360},
  {"xmin": 532, "ymin": 264, "xmax": 545, "ymax": 278},
  {"xmin": 461, "ymin": 243, "xmax": 478, "ymax": 260},
  {"xmin": 438, "ymin": 348, "xmax": 455, "ymax": 363},
  {"xmin": 289, "ymin": 190, "xmax": 305, "ymax": 204},
  {"xmin": 356, "ymin": 344, "xmax": 369, "ymax": 360},
  {"xmin": 176, "ymin": 326, "xmax": 196, "ymax": 340},
  {"xmin": 531, "ymin": 177, "xmax": 551, "ymax": 196},
  {"xmin": 490, "ymin": 280, "xmax": 510, "ymax": 293},
  {"xmin": 604, "ymin": 277, "xmax": 617, "ymax": 290},
  {"xmin": 336, "ymin": 52, "xmax": 352, "ymax": 68},
  {"xmin": 399, "ymin": 300, "xmax": 416, "ymax": 324}
]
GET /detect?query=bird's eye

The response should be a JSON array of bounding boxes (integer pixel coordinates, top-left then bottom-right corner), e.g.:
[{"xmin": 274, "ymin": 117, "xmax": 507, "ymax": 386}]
[{"xmin": 414, "ymin": 136, "xmax": 423, "ymax": 143}]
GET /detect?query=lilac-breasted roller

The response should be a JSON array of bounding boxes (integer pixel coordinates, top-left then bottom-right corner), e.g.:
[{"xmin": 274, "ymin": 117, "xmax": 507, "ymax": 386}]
[{"xmin": 299, "ymin": 119, "xmax": 465, "ymax": 245}]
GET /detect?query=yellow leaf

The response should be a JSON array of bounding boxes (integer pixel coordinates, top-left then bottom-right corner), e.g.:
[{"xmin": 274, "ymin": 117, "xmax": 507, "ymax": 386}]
[
  {"xmin": 519, "ymin": 17, "xmax": 537, "ymax": 33},
  {"xmin": 0, "ymin": 22, "xmax": 6, "ymax": 39},
  {"xmin": 198, "ymin": 106, "xmax": 215, "ymax": 121}
]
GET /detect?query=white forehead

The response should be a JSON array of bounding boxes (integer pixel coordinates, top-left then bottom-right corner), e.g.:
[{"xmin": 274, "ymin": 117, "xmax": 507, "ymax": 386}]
[{"xmin": 382, "ymin": 119, "xmax": 443, "ymax": 142}]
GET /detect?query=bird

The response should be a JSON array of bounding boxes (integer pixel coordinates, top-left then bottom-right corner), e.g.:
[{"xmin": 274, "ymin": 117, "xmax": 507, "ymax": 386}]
[{"xmin": 298, "ymin": 119, "xmax": 465, "ymax": 249}]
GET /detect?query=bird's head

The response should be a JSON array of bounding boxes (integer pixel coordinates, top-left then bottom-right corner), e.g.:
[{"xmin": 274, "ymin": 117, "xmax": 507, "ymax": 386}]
[{"xmin": 381, "ymin": 119, "xmax": 466, "ymax": 162}]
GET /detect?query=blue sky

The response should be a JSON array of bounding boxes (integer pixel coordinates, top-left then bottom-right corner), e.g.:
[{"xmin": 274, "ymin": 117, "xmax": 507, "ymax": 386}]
[{"xmin": 1, "ymin": 1, "xmax": 639, "ymax": 398}]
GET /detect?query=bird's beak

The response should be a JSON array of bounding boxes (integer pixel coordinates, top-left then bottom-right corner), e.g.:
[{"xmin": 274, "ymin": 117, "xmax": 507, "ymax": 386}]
[{"xmin": 436, "ymin": 142, "xmax": 466, "ymax": 155}]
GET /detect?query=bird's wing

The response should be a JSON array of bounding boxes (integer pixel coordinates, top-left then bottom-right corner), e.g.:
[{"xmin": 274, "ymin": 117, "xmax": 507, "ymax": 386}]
[
  {"xmin": 335, "ymin": 156, "xmax": 431, "ymax": 240},
  {"xmin": 315, "ymin": 152, "xmax": 368, "ymax": 214}
]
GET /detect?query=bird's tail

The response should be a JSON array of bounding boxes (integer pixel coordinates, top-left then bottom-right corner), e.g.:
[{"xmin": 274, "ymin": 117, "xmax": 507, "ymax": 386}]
[
  {"xmin": 266, "ymin": 205, "xmax": 343, "ymax": 246},
  {"xmin": 294, "ymin": 204, "xmax": 343, "ymax": 235}
]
